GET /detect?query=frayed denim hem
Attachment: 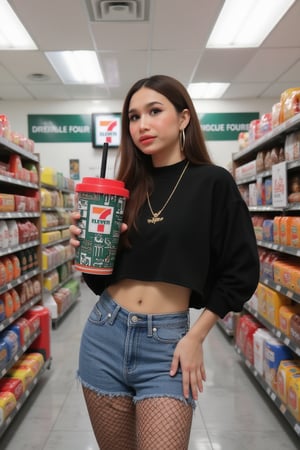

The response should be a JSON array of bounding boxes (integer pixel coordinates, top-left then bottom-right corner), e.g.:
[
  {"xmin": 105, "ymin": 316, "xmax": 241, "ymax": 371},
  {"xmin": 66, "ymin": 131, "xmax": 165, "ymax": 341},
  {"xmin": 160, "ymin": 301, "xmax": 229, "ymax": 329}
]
[
  {"xmin": 76, "ymin": 372, "xmax": 196, "ymax": 409},
  {"xmin": 77, "ymin": 373, "xmax": 133, "ymax": 399}
]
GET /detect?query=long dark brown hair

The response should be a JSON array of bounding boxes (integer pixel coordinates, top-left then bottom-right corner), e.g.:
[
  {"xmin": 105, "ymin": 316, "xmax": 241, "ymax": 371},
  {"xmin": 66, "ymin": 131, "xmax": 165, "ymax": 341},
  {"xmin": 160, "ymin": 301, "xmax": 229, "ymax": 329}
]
[{"xmin": 116, "ymin": 74, "xmax": 213, "ymax": 242}]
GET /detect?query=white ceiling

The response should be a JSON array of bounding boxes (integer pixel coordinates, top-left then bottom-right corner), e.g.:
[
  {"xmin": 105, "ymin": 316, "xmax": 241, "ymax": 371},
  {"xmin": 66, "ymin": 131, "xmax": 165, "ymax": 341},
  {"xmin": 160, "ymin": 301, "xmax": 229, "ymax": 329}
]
[{"xmin": 0, "ymin": 0, "xmax": 299, "ymax": 102}]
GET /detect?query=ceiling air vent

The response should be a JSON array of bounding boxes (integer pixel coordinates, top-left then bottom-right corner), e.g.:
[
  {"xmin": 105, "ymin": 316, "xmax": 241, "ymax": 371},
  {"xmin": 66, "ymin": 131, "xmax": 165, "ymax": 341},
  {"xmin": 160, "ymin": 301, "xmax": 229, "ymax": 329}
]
[{"xmin": 86, "ymin": 0, "xmax": 149, "ymax": 21}]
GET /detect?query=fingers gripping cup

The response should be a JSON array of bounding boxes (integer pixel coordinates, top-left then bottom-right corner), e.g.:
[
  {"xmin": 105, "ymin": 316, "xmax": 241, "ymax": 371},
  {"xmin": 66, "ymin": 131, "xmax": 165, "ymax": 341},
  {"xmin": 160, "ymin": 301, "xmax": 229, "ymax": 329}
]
[{"xmin": 74, "ymin": 177, "xmax": 129, "ymax": 275}]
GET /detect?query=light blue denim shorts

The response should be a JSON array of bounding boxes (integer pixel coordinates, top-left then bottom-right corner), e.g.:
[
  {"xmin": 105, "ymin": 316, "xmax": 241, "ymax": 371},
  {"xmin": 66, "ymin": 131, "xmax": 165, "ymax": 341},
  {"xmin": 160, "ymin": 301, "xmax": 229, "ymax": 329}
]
[{"xmin": 78, "ymin": 290, "xmax": 194, "ymax": 407}]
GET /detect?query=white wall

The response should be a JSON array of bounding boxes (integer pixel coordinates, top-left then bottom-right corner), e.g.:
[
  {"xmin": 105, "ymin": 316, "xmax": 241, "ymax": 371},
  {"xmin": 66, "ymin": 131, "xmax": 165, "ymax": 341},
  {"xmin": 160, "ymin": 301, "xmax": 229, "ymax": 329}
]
[{"xmin": 0, "ymin": 97, "xmax": 277, "ymax": 178}]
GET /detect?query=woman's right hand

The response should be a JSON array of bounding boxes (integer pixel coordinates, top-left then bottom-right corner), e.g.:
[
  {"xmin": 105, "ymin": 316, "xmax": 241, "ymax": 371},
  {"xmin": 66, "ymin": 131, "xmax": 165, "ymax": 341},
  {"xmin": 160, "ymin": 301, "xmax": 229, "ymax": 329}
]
[{"xmin": 69, "ymin": 211, "xmax": 81, "ymax": 248}]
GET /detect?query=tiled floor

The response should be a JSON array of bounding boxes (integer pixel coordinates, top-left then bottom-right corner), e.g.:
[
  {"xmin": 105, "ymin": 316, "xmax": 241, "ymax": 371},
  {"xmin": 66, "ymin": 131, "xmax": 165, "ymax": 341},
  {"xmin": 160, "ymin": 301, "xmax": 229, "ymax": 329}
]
[{"xmin": 1, "ymin": 283, "xmax": 299, "ymax": 449}]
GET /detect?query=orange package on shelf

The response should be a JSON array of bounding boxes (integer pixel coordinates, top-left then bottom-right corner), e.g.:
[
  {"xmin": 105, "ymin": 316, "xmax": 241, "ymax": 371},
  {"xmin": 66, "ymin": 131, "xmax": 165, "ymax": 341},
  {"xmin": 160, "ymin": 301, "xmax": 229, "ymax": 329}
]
[
  {"xmin": 290, "ymin": 314, "xmax": 300, "ymax": 345},
  {"xmin": 287, "ymin": 373, "xmax": 300, "ymax": 421},
  {"xmin": 265, "ymin": 288, "xmax": 291, "ymax": 327},
  {"xmin": 280, "ymin": 217, "xmax": 293, "ymax": 247},
  {"xmin": 277, "ymin": 360, "xmax": 300, "ymax": 404},
  {"xmin": 273, "ymin": 216, "xmax": 282, "ymax": 244},
  {"xmin": 279, "ymin": 87, "xmax": 300, "ymax": 123},
  {"xmin": 279, "ymin": 304, "xmax": 300, "ymax": 336},
  {"xmin": 291, "ymin": 217, "xmax": 300, "ymax": 248}
]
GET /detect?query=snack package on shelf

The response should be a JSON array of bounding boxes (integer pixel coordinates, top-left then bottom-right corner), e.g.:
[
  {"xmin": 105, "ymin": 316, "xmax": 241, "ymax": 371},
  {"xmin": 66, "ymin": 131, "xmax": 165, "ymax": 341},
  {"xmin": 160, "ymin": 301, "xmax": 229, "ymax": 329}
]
[
  {"xmin": 260, "ymin": 113, "xmax": 272, "ymax": 136},
  {"xmin": 277, "ymin": 360, "xmax": 300, "ymax": 404},
  {"xmin": 249, "ymin": 119, "xmax": 261, "ymax": 143},
  {"xmin": 279, "ymin": 87, "xmax": 300, "ymax": 123},
  {"xmin": 263, "ymin": 337, "xmax": 293, "ymax": 390},
  {"xmin": 284, "ymin": 131, "xmax": 300, "ymax": 162},
  {"xmin": 272, "ymin": 102, "xmax": 281, "ymax": 128},
  {"xmin": 238, "ymin": 131, "xmax": 249, "ymax": 150}
]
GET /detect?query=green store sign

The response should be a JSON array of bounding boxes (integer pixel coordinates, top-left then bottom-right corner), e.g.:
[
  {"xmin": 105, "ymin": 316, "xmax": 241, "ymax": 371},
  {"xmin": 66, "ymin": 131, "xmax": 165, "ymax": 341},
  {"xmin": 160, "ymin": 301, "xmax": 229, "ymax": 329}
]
[
  {"xmin": 199, "ymin": 112, "xmax": 259, "ymax": 141},
  {"xmin": 28, "ymin": 112, "xmax": 260, "ymax": 143},
  {"xmin": 28, "ymin": 114, "xmax": 91, "ymax": 143}
]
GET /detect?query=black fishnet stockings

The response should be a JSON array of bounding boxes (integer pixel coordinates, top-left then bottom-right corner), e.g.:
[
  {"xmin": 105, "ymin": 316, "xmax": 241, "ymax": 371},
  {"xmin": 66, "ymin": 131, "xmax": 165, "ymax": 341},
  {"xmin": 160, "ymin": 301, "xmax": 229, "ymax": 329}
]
[{"xmin": 82, "ymin": 387, "xmax": 193, "ymax": 450}]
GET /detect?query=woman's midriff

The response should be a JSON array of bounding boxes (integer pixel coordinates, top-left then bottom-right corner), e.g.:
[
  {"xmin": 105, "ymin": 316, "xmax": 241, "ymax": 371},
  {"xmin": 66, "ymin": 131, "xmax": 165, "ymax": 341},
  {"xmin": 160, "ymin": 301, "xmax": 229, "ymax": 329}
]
[{"xmin": 107, "ymin": 279, "xmax": 191, "ymax": 314}]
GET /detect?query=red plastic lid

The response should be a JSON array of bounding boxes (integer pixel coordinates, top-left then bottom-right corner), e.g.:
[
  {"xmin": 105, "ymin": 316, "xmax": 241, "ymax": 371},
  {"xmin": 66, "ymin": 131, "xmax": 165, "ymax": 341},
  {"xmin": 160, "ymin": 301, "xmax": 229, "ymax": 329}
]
[{"xmin": 76, "ymin": 177, "xmax": 129, "ymax": 198}]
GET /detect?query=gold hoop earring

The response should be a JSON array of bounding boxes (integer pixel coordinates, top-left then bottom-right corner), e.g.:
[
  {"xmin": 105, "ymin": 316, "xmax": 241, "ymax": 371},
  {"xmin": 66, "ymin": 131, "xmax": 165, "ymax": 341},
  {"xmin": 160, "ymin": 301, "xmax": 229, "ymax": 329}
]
[{"xmin": 179, "ymin": 129, "xmax": 186, "ymax": 152}]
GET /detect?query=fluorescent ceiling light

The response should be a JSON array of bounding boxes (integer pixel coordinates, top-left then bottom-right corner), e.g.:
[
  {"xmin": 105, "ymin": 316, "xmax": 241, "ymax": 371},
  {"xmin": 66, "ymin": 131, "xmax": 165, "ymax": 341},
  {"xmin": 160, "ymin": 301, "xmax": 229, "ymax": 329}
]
[
  {"xmin": 0, "ymin": 0, "xmax": 37, "ymax": 49},
  {"xmin": 207, "ymin": 0, "xmax": 295, "ymax": 48},
  {"xmin": 188, "ymin": 83, "xmax": 230, "ymax": 99},
  {"xmin": 45, "ymin": 51, "xmax": 104, "ymax": 84}
]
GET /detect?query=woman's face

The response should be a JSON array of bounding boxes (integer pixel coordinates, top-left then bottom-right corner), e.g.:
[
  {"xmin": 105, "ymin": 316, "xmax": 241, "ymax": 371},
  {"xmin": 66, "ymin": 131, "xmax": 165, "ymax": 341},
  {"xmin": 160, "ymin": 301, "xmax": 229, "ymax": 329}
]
[{"xmin": 128, "ymin": 87, "xmax": 189, "ymax": 166}]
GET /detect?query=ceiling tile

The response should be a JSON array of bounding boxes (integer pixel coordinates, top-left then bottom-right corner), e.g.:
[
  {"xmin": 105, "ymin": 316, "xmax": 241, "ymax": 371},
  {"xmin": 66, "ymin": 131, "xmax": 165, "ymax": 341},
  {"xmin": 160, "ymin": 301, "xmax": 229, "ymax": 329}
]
[
  {"xmin": 91, "ymin": 22, "xmax": 151, "ymax": 51},
  {"xmin": 9, "ymin": 0, "xmax": 93, "ymax": 50},
  {"xmin": 223, "ymin": 83, "xmax": 270, "ymax": 99},
  {"xmin": 192, "ymin": 49, "xmax": 256, "ymax": 82},
  {"xmin": 0, "ymin": 84, "xmax": 33, "ymax": 100},
  {"xmin": 65, "ymin": 85, "xmax": 110, "ymax": 100},
  {"xmin": 234, "ymin": 48, "xmax": 300, "ymax": 83},
  {"xmin": 0, "ymin": 64, "xmax": 18, "ymax": 83},
  {"xmin": 0, "ymin": 51, "xmax": 60, "ymax": 83},
  {"xmin": 150, "ymin": 51, "xmax": 200, "ymax": 84},
  {"xmin": 0, "ymin": 0, "xmax": 298, "ymax": 102},
  {"xmin": 151, "ymin": 0, "xmax": 222, "ymax": 50},
  {"xmin": 261, "ymin": 82, "xmax": 299, "ymax": 99},
  {"xmin": 24, "ymin": 84, "xmax": 70, "ymax": 100},
  {"xmin": 277, "ymin": 59, "xmax": 300, "ymax": 83},
  {"xmin": 100, "ymin": 51, "xmax": 149, "ymax": 86},
  {"xmin": 262, "ymin": 1, "xmax": 300, "ymax": 48}
]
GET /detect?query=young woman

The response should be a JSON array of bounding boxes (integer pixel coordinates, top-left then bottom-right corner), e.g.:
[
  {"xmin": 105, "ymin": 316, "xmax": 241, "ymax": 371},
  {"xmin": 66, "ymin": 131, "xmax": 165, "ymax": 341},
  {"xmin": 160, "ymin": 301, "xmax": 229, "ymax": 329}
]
[{"xmin": 70, "ymin": 75, "xmax": 259, "ymax": 449}]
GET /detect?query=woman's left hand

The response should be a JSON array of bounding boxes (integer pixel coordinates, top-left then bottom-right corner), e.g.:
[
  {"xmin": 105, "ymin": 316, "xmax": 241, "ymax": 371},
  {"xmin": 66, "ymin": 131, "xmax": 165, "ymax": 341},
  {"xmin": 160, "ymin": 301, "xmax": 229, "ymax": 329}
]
[{"xmin": 169, "ymin": 334, "xmax": 206, "ymax": 401}]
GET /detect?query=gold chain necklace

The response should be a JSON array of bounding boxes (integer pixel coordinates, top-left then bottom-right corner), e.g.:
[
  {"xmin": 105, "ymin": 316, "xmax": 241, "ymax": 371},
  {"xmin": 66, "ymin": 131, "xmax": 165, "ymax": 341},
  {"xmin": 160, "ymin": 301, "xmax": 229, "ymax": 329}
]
[{"xmin": 146, "ymin": 161, "xmax": 189, "ymax": 224}]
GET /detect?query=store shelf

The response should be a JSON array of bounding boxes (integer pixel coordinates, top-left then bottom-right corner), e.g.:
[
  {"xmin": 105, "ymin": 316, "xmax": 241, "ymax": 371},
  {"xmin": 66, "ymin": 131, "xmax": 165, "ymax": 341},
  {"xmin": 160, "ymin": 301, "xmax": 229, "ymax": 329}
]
[
  {"xmin": 0, "ymin": 294, "xmax": 42, "ymax": 332},
  {"xmin": 0, "ymin": 268, "xmax": 41, "ymax": 296},
  {"xmin": 40, "ymin": 170, "xmax": 76, "ymax": 328},
  {"xmin": 42, "ymin": 237, "xmax": 70, "ymax": 248},
  {"xmin": 51, "ymin": 292, "xmax": 80, "ymax": 329},
  {"xmin": 235, "ymin": 345, "xmax": 300, "ymax": 436},
  {"xmin": 233, "ymin": 114, "xmax": 300, "ymax": 162},
  {"xmin": 0, "ymin": 134, "xmax": 51, "ymax": 434},
  {"xmin": 0, "ymin": 240, "xmax": 40, "ymax": 258},
  {"xmin": 0, "ymin": 136, "xmax": 39, "ymax": 162},
  {"xmin": 0, "ymin": 357, "xmax": 51, "ymax": 438},
  {"xmin": 260, "ymin": 276, "xmax": 300, "ymax": 306},
  {"xmin": 257, "ymin": 240, "xmax": 300, "ymax": 258},
  {"xmin": 0, "ymin": 329, "xmax": 41, "ymax": 378},
  {"xmin": 244, "ymin": 303, "xmax": 300, "ymax": 356},
  {"xmin": 232, "ymin": 113, "xmax": 300, "ymax": 439},
  {"xmin": 0, "ymin": 173, "xmax": 39, "ymax": 189}
]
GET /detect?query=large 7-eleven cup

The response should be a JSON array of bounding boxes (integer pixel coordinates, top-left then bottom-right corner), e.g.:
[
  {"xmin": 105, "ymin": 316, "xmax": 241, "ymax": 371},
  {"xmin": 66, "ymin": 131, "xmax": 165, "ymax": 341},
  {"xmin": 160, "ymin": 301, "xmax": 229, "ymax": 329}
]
[{"xmin": 74, "ymin": 177, "xmax": 129, "ymax": 275}]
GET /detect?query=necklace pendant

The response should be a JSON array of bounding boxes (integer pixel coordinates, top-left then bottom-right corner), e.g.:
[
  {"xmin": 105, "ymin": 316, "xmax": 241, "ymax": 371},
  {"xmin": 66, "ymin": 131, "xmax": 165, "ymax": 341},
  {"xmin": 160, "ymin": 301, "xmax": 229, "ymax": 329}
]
[{"xmin": 147, "ymin": 215, "xmax": 164, "ymax": 224}]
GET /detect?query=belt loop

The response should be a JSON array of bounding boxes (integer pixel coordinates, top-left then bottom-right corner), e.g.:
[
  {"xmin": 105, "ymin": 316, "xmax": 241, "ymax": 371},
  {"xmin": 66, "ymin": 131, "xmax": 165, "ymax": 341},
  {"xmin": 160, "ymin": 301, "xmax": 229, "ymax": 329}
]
[
  {"xmin": 147, "ymin": 314, "xmax": 153, "ymax": 337},
  {"xmin": 109, "ymin": 304, "xmax": 120, "ymax": 324}
]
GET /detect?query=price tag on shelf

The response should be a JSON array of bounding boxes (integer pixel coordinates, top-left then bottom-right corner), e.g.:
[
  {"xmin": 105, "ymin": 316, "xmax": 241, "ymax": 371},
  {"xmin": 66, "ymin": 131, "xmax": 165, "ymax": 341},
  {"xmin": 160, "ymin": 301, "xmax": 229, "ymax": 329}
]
[
  {"xmin": 279, "ymin": 403, "xmax": 287, "ymax": 414},
  {"xmin": 272, "ymin": 162, "xmax": 288, "ymax": 208},
  {"xmin": 275, "ymin": 330, "xmax": 281, "ymax": 339}
]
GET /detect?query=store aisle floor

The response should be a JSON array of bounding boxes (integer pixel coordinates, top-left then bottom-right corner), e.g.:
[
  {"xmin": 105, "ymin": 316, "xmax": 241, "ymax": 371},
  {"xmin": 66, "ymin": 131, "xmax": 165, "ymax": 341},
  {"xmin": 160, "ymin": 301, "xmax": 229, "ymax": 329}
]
[{"xmin": 1, "ymin": 283, "xmax": 299, "ymax": 450}]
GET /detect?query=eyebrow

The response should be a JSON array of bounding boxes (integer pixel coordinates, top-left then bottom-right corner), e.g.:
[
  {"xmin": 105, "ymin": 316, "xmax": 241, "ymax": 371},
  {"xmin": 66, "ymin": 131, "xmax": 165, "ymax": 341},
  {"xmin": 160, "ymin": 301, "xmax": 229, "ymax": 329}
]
[{"xmin": 128, "ymin": 101, "xmax": 163, "ymax": 115}]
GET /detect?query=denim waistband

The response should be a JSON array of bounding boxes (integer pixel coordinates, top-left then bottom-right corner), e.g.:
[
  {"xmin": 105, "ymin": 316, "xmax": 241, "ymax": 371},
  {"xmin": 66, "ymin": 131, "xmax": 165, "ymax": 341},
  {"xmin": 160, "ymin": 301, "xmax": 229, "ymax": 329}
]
[{"xmin": 100, "ymin": 290, "xmax": 190, "ymax": 335}]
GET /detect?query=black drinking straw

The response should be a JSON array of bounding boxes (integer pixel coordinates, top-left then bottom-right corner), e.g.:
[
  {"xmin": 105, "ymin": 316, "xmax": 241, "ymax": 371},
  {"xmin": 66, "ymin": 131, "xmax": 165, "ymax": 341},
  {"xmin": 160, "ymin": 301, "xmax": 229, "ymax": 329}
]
[{"xmin": 100, "ymin": 142, "xmax": 109, "ymax": 178}]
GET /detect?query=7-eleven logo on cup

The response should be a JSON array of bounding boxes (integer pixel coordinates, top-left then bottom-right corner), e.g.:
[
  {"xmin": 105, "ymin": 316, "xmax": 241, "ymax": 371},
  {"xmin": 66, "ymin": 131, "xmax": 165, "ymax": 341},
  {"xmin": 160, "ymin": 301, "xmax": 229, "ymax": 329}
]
[{"xmin": 89, "ymin": 205, "xmax": 113, "ymax": 234}]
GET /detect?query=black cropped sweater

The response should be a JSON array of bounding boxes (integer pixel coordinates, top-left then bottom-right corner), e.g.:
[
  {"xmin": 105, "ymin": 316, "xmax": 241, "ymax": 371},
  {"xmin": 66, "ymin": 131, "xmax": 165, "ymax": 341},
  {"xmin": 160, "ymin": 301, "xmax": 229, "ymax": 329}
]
[{"xmin": 83, "ymin": 160, "xmax": 260, "ymax": 318}]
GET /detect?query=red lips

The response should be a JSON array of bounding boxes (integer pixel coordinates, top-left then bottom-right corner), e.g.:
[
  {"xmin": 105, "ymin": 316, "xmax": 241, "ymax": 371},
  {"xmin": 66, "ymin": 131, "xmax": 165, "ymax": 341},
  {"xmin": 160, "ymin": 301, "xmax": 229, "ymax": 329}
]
[{"xmin": 139, "ymin": 135, "xmax": 155, "ymax": 144}]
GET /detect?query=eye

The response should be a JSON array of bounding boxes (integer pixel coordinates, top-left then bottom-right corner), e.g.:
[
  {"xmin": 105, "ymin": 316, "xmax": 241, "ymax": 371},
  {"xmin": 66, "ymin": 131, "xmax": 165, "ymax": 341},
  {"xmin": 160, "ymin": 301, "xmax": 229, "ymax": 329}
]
[
  {"xmin": 150, "ymin": 108, "xmax": 162, "ymax": 116},
  {"xmin": 128, "ymin": 114, "xmax": 139, "ymax": 122}
]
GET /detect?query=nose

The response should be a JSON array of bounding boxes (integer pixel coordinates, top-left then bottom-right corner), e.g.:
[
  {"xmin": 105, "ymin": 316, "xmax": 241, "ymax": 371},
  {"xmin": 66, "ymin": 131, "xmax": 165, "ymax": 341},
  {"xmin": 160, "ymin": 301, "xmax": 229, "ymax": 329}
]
[{"xmin": 139, "ymin": 114, "xmax": 150, "ymax": 130}]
